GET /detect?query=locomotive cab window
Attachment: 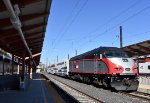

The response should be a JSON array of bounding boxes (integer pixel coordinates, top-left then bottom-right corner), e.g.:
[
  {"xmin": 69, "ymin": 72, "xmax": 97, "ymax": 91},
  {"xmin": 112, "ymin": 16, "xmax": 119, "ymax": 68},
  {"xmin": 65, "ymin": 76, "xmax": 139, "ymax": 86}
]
[{"xmin": 104, "ymin": 50, "xmax": 128, "ymax": 58}]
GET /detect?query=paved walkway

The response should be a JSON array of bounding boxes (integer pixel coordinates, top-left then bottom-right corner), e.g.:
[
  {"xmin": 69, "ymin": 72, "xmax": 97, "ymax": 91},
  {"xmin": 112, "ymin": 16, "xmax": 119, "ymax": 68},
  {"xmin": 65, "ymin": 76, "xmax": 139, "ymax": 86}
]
[{"xmin": 0, "ymin": 73, "xmax": 55, "ymax": 103}]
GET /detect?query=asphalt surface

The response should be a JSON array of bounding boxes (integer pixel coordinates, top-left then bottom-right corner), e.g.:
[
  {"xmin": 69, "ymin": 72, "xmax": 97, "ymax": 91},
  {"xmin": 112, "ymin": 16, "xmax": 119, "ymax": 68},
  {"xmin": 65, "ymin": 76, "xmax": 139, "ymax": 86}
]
[{"xmin": 0, "ymin": 73, "xmax": 57, "ymax": 103}]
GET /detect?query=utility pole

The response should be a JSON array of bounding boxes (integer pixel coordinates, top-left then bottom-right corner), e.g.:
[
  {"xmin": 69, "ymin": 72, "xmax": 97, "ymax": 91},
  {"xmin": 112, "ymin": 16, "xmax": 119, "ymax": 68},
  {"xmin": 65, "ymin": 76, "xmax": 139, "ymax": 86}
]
[
  {"xmin": 76, "ymin": 49, "xmax": 77, "ymax": 56},
  {"xmin": 46, "ymin": 58, "xmax": 48, "ymax": 68},
  {"xmin": 120, "ymin": 26, "xmax": 123, "ymax": 48},
  {"xmin": 49, "ymin": 61, "xmax": 50, "ymax": 66},
  {"xmin": 68, "ymin": 54, "xmax": 70, "ymax": 60},
  {"xmin": 12, "ymin": 54, "xmax": 14, "ymax": 75},
  {"xmin": 57, "ymin": 56, "xmax": 58, "ymax": 63},
  {"xmin": 2, "ymin": 55, "xmax": 4, "ymax": 75}
]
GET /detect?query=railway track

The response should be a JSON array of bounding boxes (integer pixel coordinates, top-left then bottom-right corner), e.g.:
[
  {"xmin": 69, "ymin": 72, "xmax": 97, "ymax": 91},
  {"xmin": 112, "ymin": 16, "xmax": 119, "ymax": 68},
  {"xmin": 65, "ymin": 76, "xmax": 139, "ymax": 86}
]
[
  {"xmin": 121, "ymin": 91, "xmax": 150, "ymax": 102},
  {"xmin": 42, "ymin": 73, "xmax": 104, "ymax": 103}
]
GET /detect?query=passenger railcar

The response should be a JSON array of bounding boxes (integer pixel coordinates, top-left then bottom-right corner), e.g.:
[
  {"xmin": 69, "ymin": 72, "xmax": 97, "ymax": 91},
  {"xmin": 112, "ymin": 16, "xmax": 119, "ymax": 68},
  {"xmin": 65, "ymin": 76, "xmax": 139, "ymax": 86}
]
[
  {"xmin": 137, "ymin": 58, "xmax": 150, "ymax": 91},
  {"xmin": 47, "ymin": 64, "xmax": 58, "ymax": 74},
  {"xmin": 69, "ymin": 47, "xmax": 139, "ymax": 91},
  {"xmin": 138, "ymin": 58, "xmax": 150, "ymax": 74},
  {"xmin": 47, "ymin": 67, "xmax": 58, "ymax": 74},
  {"xmin": 56, "ymin": 60, "xmax": 69, "ymax": 77}
]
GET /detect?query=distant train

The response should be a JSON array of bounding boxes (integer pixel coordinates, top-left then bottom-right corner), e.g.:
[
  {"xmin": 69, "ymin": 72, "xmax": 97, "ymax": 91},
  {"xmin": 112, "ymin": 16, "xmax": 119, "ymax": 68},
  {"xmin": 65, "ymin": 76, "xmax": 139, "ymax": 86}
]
[
  {"xmin": 47, "ymin": 66, "xmax": 58, "ymax": 75},
  {"xmin": 56, "ymin": 60, "xmax": 69, "ymax": 77},
  {"xmin": 48, "ymin": 47, "xmax": 139, "ymax": 91},
  {"xmin": 47, "ymin": 61, "xmax": 69, "ymax": 77}
]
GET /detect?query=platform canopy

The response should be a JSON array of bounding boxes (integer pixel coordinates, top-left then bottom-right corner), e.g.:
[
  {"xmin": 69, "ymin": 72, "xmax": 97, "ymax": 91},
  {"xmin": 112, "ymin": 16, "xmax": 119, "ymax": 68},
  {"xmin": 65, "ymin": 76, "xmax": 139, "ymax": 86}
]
[
  {"xmin": 122, "ymin": 40, "xmax": 150, "ymax": 57},
  {"xmin": 0, "ymin": 0, "xmax": 52, "ymax": 65}
]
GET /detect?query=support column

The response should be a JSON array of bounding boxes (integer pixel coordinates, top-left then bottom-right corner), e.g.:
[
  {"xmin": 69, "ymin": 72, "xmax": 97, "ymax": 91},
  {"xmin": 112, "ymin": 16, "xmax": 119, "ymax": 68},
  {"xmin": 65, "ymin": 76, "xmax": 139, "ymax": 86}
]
[
  {"xmin": 28, "ymin": 59, "xmax": 31, "ymax": 78},
  {"xmin": 21, "ymin": 53, "xmax": 25, "ymax": 81},
  {"xmin": 17, "ymin": 58, "xmax": 20, "ymax": 74},
  {"xmin": 12, "ymin": 54, "xmax": 14, "ymax": 75},
  {"xmin": 2, "ymin": 55, "xmax": 4, "ymax": 75},
  {"xmin": 29, "ymin": 59, "xmax": 33, "ymax": 79}
]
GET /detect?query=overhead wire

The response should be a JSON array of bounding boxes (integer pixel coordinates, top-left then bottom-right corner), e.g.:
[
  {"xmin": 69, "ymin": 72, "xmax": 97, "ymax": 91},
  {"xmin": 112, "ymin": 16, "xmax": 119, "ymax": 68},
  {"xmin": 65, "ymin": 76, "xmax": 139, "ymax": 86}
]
[
  {"xmin": 51, "ymin": 0, "xmax": 89, "ymax": 53},
  {"xmin": 51, "ymin": 0, "xmax": 81, "ymax": 48},
  {"xmin": 50, "ymin": 0, "xmax": 150, "ymax": 61},
  {"xmin": 123, "ymin": 30, "xmax": 150, "ymax": 45},
  {"xmin": 48, "ymin": 0, "xmax": 81, "ymax": 59},
  {"xmin": 72, "ymin": 0, "xmax": 142, "ymax": 42},
  {"xmin": 75, "ymin": 3, "xmax": 150, "ymax": 50},
  {"xmin": 49, "ymin": 0, "xmax": 89, "ymax": 61},
  {"xmin": 51, "ymin": 0, "xmax": 140, "ymax": 50}
]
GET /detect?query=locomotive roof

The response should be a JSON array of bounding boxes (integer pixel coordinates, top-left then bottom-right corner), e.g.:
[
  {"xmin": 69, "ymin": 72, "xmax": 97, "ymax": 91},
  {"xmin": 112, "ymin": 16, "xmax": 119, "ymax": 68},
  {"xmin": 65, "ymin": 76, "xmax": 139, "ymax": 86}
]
[{"xmin": 70, "ymin": 47, "xmax": 123, "ymax": 60}]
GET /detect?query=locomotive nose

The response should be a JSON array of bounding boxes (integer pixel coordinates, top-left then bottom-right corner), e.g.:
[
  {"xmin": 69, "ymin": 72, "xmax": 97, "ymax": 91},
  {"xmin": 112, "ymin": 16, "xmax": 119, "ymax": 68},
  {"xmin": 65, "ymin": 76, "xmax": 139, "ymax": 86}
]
[
  {"xmin": 122, "ymin": 78, "xmax": 132, "ymax": 86},
  {"xmin": 110, "ymin": 78, "xmax": 139, "ymax": 91}
]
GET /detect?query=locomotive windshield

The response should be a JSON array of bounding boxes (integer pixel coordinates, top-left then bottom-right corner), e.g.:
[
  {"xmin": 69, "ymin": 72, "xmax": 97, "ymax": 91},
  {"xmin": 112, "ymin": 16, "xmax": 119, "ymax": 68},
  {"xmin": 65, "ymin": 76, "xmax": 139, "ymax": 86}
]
[{"xmin": 104, "ymin": 50, "xmax": 128, "ymax": 58}]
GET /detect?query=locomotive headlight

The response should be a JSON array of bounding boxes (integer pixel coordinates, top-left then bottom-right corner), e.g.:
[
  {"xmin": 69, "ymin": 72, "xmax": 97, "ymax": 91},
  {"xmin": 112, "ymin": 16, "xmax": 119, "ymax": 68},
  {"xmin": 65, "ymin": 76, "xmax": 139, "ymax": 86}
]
[
  {"xmin": 114, "ymin": 68, "xmax": 118, "ymax": 71},
  {"xmin": 114, "ymin": 68, "xmax": 122, "ymax": 71},
  {"xmin": 133, "ymin": 67, "xmax": 137, "ymax": 70}
]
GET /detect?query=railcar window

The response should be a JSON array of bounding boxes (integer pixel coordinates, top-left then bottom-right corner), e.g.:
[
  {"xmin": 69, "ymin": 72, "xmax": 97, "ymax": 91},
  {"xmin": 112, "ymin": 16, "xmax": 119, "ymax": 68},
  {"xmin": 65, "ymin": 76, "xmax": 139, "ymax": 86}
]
[
  {"xmin": 63, "ymin": 67, "xmax": 67, "ymax": 69},
  {"xmin": 62, "ymin": 69, "xmax": 67, "ymax": 72},
  {"xmin": 53, "ymin": 68, "xmax": 57, "ymax": 70}
]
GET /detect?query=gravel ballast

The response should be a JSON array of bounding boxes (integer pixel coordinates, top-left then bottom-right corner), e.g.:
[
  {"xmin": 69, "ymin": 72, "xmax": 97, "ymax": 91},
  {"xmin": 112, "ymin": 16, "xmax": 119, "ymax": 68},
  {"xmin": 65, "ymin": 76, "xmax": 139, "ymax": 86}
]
[{"xmin": 43, "ymin": 72, "xmax": 149, "ymax": 103}]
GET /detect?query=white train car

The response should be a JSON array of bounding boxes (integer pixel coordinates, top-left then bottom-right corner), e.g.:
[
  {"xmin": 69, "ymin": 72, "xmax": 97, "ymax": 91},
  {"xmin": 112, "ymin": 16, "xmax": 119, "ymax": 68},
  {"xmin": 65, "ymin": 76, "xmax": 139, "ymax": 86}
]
[
  {"xmin": 138, "ymin": 62, "xmax": 150, "ymax": 74},
  {"xmin": 137, "ymin": 58, "xmax": 150, "ymax": 94},
  {"xmin": 47, "ymin": 67, "xmax": 58, "ymax": 74},
  {"xmin": 56, "ymin": 60, "xmax": 69, "ymax": 77},
  {"xmin": 47, "ymin": 67, "xmax": 51, "ymax": 74}
]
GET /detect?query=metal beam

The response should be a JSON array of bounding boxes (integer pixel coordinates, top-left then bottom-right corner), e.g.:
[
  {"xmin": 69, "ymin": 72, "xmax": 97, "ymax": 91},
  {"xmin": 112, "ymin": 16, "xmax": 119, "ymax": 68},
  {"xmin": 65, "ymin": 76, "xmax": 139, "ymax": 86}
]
[
  {"xmin": 127, "ymin": 47, "xmax": 145, "ymax": 55},
  {"xmin": 0, "ymin": 0, "xmax": 43, "ymax": 12},
  {"xmin": 5, "ymin": 32, "xmax": 43, "ymax": 42},
  {"xmin": 136, "ymin": 44, "xmax": 150, "ymax": 53},
  {"xmin": 28, "ymin": 40, "xmax": 42, "ymax": 45},
  {"xmin": 0, "ymin": 23, "xmax": 46, "ymax": 37},
  {"xmin": 10, "ymin": 40, "xmax": 42, "ymax": 49},
  {"xmin": 6, "ymin": 36, "xmax": 43, "ymax": 44},
  {"xmin": 0, "ymin": 13, "xmax": 48, "ymax": 28},
  {"xmin": 12, "ymin": 45, "xmax": 41, "ymax": 52},
  {"xmin": 9, "ymin": 39, "xmax": 42, "ymax": 46},
  {"xmin": 29, "ymin": 43, "xmax": 42, "ymax": 47},
  {"xmin": 1, "ymin": 30, "xmax": 45, "ymax": 40}
]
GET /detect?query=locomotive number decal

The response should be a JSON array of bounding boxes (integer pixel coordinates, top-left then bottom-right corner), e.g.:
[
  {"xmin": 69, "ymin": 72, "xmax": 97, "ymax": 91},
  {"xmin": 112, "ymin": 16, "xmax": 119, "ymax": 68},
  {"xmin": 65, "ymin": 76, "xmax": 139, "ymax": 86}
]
[{"xmin": 122, "ymin": 59, "xmax": 128, "ymax": 62}]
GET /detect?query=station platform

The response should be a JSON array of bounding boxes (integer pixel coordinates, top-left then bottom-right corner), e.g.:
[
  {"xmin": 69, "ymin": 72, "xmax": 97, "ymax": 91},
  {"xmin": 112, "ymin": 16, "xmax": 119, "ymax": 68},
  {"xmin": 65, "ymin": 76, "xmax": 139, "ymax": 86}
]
[
  {"xmin": 138, "ymin": 75, "xmax": 150, "ymax": 94},
  {"xmin": 138, "ymin": 84, "xmax": 150, "ymax": 94},
  {"xmin": 0, "ymin": 73, "xmax": 65, "ymax": 103}
]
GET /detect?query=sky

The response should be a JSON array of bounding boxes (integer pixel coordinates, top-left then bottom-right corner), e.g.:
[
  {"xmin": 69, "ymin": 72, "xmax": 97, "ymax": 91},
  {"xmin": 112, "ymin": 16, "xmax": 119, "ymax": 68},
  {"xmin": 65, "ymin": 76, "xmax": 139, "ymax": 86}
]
[{"xmin": 41, "ymin": 0, "xmax": 150, "ymax": 65}]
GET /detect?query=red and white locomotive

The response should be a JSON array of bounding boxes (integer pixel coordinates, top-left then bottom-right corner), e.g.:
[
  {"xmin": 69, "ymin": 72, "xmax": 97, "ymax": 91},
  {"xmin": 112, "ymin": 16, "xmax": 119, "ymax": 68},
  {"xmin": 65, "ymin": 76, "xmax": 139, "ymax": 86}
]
[{"xmin": 69, "ymin": 47, "xmax": 139, "ymax": 91}]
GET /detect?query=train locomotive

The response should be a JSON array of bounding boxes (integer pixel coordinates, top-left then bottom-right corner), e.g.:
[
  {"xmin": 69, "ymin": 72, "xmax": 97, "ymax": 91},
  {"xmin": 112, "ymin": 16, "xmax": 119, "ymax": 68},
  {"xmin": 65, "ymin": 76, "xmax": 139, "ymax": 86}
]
[{"xmin": 69, "ymin": 47, "xmax": 139, "ymax": 91}]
